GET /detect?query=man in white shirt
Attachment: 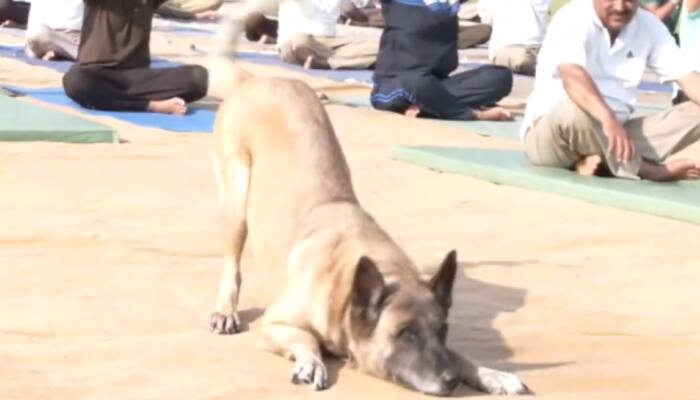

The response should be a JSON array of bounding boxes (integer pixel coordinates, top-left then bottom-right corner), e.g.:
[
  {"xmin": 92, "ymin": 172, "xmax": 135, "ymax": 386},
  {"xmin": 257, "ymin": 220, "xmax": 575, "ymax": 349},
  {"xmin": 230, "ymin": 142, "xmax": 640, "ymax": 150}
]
[
  {"xmin": 25, "ymin": 0, "xmax": 82, "ymax": 61},
  {"xmin": 521, "ymin": 0, "xmax": 700, "ymax": 182},
  {"xmin": 277, "ymin": 0, "xmax": 379, "ymax": 69},
  {"xmin": 485, "ymin": 0, "xmax": 550, "ymax": 76}
]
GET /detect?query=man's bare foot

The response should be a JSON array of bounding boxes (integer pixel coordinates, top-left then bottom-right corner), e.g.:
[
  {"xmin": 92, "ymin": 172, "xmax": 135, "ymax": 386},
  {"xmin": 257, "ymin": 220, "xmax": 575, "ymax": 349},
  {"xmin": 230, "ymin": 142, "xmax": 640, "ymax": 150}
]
[
  {"xmin": 41, "ymin": 51, "xmax": 56, "ymax": 61},
  {"xmin": 639, "ymin": 159, "xmax": 700, "ymax": 181},
  {"xmin": 474, "ymin": 106, "xmax": 513, "ymax": 121},
  {"xmin": 147, "ymin": 97, "xmax": 187, "ymax": 115},
  {"xmin": 575, "ymin": 155, "xmax": 602, "ymax": 176},
  {"xmin": 1, "ymin": 20, "xmax": 21, "ymax": 28},
  {"xmin": 194, "ymin": 10, "xmax": 220, "ymax": 21},
  {"xmin": 404, "ymin": 105, "xmax": 420, "ymax": 118}
]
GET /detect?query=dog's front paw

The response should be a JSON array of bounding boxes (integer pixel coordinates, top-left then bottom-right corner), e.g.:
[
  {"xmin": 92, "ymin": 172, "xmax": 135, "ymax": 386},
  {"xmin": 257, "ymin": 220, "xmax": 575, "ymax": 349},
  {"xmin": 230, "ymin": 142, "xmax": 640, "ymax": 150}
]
[
  {"xmin": 209, "ymin": 312, "xmax": 240, "ymax": 334},
  {"xmin": 290, "ymin": 356, "xmax": 328, "ymax": 391},
  {"xmin": 476, "ymin": 367, "xmax": 531, "ymax": 395}
]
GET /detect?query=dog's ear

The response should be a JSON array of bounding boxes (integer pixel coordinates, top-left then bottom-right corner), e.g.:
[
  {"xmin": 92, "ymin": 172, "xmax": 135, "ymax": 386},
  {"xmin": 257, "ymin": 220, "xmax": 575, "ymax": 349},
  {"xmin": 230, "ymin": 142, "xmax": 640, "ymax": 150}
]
[
  {"xmin": 428, "ymin": 250, "xmax": 458, "ymax": 314},
  {"xmin": 350, "ymin": 256, "xmax": 386, "ymax": 336}
]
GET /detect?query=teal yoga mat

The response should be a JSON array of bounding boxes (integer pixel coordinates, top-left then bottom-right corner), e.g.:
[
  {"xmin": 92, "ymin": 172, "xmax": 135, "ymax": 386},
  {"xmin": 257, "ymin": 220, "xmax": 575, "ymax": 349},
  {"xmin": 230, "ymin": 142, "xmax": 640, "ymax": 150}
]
[
  {"xmin": 324, "ymin": 93, "xmax": 667, "ymax": 142},
  {"xmin": 391, "ymin": 146, "xmax": 700, "ymax": 225},
  {"xmin": 0, "ymin": 95, "xmax": 118, "ymax": 143}
]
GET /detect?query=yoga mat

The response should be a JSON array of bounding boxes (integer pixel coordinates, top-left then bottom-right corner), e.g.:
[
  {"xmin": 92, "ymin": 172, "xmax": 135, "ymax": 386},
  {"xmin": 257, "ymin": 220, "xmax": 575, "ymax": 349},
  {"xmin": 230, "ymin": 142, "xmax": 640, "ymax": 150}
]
[
  {"xmin": 638, "ymin": 80, "xmax": 674, "ymax": 94},
  {"xmin": 7, "ymin": 86, "xmax": 215, "ymax": 133},
  {"xmin": 392, "ymin": 146, "xmax": 700, "ymax": 225},
  {"xmin": 236, "ymin": 51, "xmax": 375, "ymax": 85},
  {"xmin": 323, "ymin": 93, "xmax": 668, "ymax": 141},
  {"xmin": 0, "ymin": 45, "xmax": 181, "ymax": 73},
  {"xmin": 152, "ymin": 17, "xmax": 217, "ymax": 37},
  {"xmin": 0, "ymin": 94, "xmax": 117, "ymax": 143}
]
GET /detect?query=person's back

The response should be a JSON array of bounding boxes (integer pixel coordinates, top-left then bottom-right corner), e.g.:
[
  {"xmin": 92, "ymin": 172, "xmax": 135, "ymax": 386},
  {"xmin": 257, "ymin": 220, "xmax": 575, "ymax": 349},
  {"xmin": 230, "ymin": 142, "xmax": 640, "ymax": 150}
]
[{"xmin": 373, "ymin": 0, "xmax": 459, "ymax": 80}]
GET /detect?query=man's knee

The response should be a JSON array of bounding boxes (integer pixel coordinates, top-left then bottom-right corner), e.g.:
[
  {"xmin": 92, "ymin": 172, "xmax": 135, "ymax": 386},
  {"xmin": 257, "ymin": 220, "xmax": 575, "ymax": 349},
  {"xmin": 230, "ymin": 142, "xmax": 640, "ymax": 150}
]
[
  {"xmin": 483, "ymin": 65, "xmax": 513, "ymax": 99},
  {"xmin": 279, "ymin": 33, "xmax": 315, "ymax": 64},
  {"xmin": 183, "ymin": 65, "xmax": 209, "ymax": 101},
  {"xmin": 63, "ymin": 67, "xmax": 98, "ymax": 105}
]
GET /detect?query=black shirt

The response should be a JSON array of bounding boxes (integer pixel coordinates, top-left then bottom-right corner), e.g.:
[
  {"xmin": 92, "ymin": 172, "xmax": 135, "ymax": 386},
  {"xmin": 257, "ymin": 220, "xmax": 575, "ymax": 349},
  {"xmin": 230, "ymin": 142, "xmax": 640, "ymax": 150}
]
[{"xmin": 78, "ymin": 0, "xmax": 168, "ymax": 68}]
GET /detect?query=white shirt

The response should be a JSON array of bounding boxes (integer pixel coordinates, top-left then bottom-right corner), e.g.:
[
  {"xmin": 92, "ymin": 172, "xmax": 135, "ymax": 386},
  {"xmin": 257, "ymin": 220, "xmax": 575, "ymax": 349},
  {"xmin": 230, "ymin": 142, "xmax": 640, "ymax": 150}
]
[
  {"xmin": 521, "ymin": 0, "xmax": 694, "ymax": 138},
  {"xmin": 488, "ymin": 0, "xmax": 550, "ymax": 60},
  {"xmin": 278, "ymin": 0, "xmax": 367, "ymax": 47},
  {"xmin": 26, "ymin": 0, "xmax": 84, "ymax": 34}
]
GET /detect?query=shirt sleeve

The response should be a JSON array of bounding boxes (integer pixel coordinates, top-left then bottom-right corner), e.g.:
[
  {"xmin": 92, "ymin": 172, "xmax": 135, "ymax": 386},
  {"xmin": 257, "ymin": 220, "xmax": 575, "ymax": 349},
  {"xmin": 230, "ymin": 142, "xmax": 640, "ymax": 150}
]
[
  {"xmin": 646, "ymin": 16, "xmax": 695, "ymax": 81},
  {"xmin": 544, "ymin": 6, "xmax": 590, "ymax": 73}
]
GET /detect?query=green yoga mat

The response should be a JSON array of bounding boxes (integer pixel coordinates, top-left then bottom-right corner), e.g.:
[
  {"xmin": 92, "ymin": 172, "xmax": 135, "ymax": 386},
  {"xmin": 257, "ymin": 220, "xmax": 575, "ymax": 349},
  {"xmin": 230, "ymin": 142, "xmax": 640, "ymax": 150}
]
[
  {"xmin": 392, "ymin": 146, "xmax": 700, "ymax": 225},
  {"xmin": 324, "ymin": 93, "xmax": 667, "ymax": 142},
  {"xmin": 0, "ymin": 95, "xmax": 117, "ymax": 143}
]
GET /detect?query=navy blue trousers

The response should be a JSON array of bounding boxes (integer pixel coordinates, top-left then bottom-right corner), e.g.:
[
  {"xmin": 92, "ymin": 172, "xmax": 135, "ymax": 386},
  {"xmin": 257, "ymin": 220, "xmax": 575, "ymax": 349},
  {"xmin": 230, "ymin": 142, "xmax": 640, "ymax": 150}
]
[{"xmin": 371, "ymin": 65, "xmax": 513, "ymax": 120}]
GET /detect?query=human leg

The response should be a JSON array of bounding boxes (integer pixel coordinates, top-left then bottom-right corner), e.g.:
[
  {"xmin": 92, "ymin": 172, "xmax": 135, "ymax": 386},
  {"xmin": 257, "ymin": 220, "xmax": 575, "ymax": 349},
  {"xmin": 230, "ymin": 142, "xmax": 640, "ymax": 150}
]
[
  {"xmin": 26, "ymin": 25, "xmax": 80, "ymax": 61},
  {"xmin": 457, "ymin": 23, "xmax": 492, "ymax": 49},
  {"xmin": 314, "ymin": 35, "xmax": 380, "ymax": 70},
  {"xmin": 0, "ymin": 0, "xmax": 30, "ymax": 26},
  {"xmin": 156, "ymin": 0, "xmax": 223, "ymax": 19},
  {"xmin": 443, "ymin": 65, "xmax": 513, "ymax": 109},
  {"xmin": 491, "ymin": 44, "xmax": 540, "ymax": 76}
]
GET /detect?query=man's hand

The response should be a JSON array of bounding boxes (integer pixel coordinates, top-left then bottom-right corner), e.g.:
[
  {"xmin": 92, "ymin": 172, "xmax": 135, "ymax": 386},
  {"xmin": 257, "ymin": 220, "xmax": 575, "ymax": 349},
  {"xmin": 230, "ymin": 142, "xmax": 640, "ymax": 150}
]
[
  {"xmin": 474, "ymin": 107, "xmax": 513, "ymax": 121},
  {"xmin": 602, "ymin": 116, "xmax": 636, "ymax": 163}
]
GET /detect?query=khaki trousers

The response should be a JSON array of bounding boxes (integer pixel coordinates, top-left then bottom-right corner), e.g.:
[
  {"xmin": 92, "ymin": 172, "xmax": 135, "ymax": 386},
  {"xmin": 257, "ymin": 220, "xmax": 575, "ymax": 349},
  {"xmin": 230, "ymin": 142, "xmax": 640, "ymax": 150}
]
[
  {"xmin": 26, "ymin": 25, "xmax": 81, "ymax": 61},
  {"xmin": 156, "ymin": 0, "xmax": 223, "ymax": 19},
  {"xmin": 491, "ymin": 44, "xmax": 540, "ymax": 77},
  {"xmin": 279, "ymin": 33, "xmax": 379, "ymax": 70},
  {"xmin": 524, "ymin": 99, "xmax": 700, "ymax": 179}
]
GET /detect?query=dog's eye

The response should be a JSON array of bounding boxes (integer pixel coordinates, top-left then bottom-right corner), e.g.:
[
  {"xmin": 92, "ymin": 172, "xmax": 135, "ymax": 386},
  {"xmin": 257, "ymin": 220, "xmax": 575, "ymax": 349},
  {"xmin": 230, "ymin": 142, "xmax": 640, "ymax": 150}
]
[{"xmin": 397, "ymin": 326, "xmax": 418, "ymax": 342}]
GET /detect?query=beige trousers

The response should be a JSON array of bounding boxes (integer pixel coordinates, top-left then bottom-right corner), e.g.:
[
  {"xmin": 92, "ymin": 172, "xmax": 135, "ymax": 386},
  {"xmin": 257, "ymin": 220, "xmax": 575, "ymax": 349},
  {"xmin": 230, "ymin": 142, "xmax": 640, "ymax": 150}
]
[
  {"xmin": 279, "ymin": 33, "xmax": 379, "ymax": 70},
  {"xmin": 25, "ymin": 25, "xmax": 80, "ymax": 61},
  {"xmin": 524, "ymin": 99, "xmax": 700, "ymax": 179},
  {"xmin": 156, "ymin": 0, "xmax": 223, "ymax": 19},
  {"xmin": 491, "ymin": 44, "xmax": 540, "ymax": 77}
]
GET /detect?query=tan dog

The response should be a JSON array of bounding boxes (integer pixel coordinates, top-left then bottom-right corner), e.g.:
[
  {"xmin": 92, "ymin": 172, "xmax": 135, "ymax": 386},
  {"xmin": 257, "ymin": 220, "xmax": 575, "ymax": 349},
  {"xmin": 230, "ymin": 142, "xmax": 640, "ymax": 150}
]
[{"xmin": 207, "ymin": 59, "xmax": 530, "ymax": 396}]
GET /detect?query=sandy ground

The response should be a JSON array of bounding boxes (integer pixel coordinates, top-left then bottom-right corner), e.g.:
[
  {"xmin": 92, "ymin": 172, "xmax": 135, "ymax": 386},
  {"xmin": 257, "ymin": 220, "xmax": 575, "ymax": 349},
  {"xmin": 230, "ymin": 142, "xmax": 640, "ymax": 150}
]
[{"xmin": 2, "ymin": 23, "xmax": 700, "ymax": 400}]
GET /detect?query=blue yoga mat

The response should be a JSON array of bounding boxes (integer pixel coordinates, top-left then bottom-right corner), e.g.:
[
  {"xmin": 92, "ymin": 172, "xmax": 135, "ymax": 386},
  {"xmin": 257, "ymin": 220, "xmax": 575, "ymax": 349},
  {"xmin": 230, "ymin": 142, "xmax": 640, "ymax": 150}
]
[
  {"xmin": 638, "ymin": 80, "xmax": 674, "ymax": 94},
  {"xmin": 8, "ymin": 86, "xmax": 215, "ymax": 133},
  {"xmin": 0, "ymin": 45, "xmax": 181, "ymax": 73},
  {"xmin": 236, "ymin": 51, "xmax": 375, "ymax": 84}
]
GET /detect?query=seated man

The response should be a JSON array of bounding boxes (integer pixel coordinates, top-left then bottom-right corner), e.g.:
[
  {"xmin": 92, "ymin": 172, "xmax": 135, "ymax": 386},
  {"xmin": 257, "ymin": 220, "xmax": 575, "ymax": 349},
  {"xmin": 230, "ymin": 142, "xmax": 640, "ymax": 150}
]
[
  {"xmin": 277, "ymin": 0, "xmax": 380, "ymax": 69},
  {"xmin": 370, "ymin": 0, "xmax": 513, "ymax": 121},
  {"xmin": 522, "ymin": 0, "xmax": 700, "ymax": 182},
  {"xmin": 0, "ymin": 0, "xmax": 29, "ymax": 27},
  {"xmin": 25, "ymin": 0, "xmax": 83, "ymax": 61},
  {"xmin": 640, "ymin": 0, "xmax": 682, "ymax": 38},
  {"xmin": 63, "ymin": 0, "xmax": 208, "ymax": 115},
  {"xmin": 486, "ymin": 0, "xmax": 550, "ymax": 76}
]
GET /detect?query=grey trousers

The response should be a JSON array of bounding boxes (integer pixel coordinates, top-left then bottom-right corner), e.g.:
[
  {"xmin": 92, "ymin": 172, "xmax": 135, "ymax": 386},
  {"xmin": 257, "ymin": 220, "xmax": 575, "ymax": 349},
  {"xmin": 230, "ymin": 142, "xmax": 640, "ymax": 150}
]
[
  {"xmin": 524, "ymin": 99, "xmax": 700, "ymax": 179},
  {"xmin": 156, "ymin": 0, "xmax": 223, "ymax": 19}
]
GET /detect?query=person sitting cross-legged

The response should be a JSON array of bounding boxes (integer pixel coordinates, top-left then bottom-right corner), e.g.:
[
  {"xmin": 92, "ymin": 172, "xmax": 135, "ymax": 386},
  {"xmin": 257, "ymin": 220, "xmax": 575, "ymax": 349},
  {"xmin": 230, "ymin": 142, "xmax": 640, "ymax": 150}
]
[
  {"xmin": 63, "ymin": 0, "xmax": 209, "ymax": 115},
  {"xmin": 370, "ymin": 0, "xmax": 514, "ymax": 121},
  {"xmin": 522, "ymin": 0, "xmax": 700, "ymax": 182},
  {"xmin": 25, "ymin": 0, "xmax": 83, "ymax": 61}
]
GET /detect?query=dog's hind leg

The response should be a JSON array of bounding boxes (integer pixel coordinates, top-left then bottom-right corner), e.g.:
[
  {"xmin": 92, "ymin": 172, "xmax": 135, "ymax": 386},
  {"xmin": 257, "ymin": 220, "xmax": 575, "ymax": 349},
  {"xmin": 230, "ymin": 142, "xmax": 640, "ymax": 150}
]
[
  {"xmin": 260, "ymin": 320, "xmax": 329, "ymax": 391},
  {"xmin": 210, "ymin": 151, "xmax": 251, "ymax": 335},
  {"xmin": 454, "ymin": 351, "xmax": 531, "ymax": 395}
]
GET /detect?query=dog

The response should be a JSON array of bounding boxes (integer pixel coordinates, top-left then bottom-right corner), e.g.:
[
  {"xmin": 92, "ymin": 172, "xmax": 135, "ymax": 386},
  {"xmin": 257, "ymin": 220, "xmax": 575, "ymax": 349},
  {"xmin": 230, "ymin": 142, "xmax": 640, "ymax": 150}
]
[{"xmin": 205, "ymin": 53, "xmax": 529, "ymax": 396}]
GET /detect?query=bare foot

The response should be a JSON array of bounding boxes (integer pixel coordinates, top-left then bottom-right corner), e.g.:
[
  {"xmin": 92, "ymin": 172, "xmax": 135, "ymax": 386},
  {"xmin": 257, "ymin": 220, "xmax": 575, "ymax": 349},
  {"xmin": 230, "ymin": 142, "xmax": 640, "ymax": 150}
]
[
  {"xmin": 303, "ymin": 55, "xmax": 314, "ymax": 69},
  {"xmin": 404, "ymin": 105, "xmax": 421, "ymax": 118},
  {"xmin": 41, "ymin": 51, "xmax": 56, "ymax": 61},
  {"xmin": 1, "ymin": 20, "xmax": 21, "ymax": 28},
  {"xmin": 474, "ymin": 106, "xmax": 513, "ymax": 121},
  {"xmin": 575, "ymin": 155, "xmax": 602, "ymax": 176},
  {"xmin": 639, "ymin": 159, "xmax": 700, "ymax": 181},
  {"xmin": 194, "ymin": 10, "xmax": 220, "ymax": 21},
  {"xmin": 147, "ymin": 97, "xmax": 187, "ymax": 115}
]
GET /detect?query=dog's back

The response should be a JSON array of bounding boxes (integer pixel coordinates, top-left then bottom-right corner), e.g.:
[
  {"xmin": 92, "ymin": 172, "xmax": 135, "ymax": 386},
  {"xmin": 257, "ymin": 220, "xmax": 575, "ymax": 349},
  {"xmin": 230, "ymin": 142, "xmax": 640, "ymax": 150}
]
[{"xmin": 212, "ymin": 77, "xmax": 358, "ymax": 272}]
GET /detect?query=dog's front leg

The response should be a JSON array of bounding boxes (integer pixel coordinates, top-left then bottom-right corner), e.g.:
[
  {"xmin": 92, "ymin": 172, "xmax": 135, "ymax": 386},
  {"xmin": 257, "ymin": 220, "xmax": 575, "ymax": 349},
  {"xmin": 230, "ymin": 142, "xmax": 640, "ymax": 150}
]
[
  {"xmin": 261, "ymin": 322, "xmax": 329, "ymax": 391},
  {"xmin": 453, "ymin": 350, "xmax": 531, "ymax": 395}
]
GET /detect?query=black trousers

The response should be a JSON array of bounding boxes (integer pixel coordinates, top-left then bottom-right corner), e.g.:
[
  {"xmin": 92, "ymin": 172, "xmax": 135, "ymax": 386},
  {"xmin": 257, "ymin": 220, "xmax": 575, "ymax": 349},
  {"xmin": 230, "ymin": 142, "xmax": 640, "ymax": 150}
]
[
  {"xmin": 371, "ymin": 65, "xmax": 513, "ymax": 120},
  {"xmin": 63, "ymin": 64, "xmax": 208, "ymax": 112},
  {"xmin": 0, "ymin": 0, "xmax": 30, "ymax": 25}
]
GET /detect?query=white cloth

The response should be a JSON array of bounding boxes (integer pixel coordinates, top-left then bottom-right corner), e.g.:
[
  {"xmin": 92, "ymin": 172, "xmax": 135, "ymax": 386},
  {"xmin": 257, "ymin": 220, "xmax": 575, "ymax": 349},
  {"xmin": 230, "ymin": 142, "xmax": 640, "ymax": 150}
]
[
  {"xmin": 277, "ymin": 0, "xmax": 367, "ymax": 47},
  {"xmin": 26, "ymin": 0, "xmax": 83, "ymax": 35},
  {"xmin": 521, "ymin": 0, "xmax": 694, "ymax": 138},
  {"xmin": 487, "ymin": 0, "xmax": 550, "ymax": 60}
]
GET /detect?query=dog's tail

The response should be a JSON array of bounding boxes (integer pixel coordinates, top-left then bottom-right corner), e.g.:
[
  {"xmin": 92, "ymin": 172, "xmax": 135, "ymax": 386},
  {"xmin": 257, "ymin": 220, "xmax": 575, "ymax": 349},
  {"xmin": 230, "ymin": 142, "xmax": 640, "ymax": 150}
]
[{"xmin": 204, "ymin": 11, "xmax": 255, "ymax": 100}]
